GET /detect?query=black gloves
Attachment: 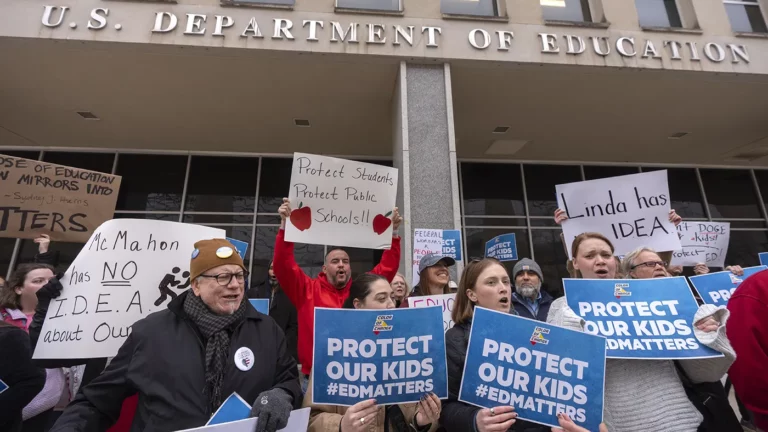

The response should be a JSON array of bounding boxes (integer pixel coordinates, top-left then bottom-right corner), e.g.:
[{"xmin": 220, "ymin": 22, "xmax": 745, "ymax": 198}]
[
  {"xmin": 36, "ymin": 273, "xmax": 64, "ymax": 307},
  {"xmin": 250, "ymin": 388, "xmax": 293, "ymax": 432}
]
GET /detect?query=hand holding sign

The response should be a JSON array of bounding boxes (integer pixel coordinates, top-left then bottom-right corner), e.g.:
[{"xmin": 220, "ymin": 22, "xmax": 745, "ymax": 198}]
[
  {"xmin": 476, "ymin": 406, "xmax": 518, "ymax": 432},
  {"xmin": 340, "ymin": 399, "xmax": 379, "ymax": 431}
]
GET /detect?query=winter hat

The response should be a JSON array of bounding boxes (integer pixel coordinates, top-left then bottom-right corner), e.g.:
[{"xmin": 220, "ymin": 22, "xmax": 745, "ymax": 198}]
[
  {"xmin": 512, "ymin": 258, "xmax": 543, "ymax": 281},
  {"xmin": 190, "ymin": 239, "xmax": 246, "ymax": 280}
]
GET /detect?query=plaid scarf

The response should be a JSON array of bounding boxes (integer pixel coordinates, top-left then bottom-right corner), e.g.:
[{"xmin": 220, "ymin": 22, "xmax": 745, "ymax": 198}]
[{"xmin": 183, "ymin": 292, "xmax": 247, "ymax": 412}]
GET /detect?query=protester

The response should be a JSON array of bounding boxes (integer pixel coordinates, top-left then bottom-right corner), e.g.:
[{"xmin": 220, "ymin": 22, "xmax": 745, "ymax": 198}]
[
  {"xmin": 247, "ymin": 260, "xmax": 299, "ymax": 363},
  {"xmin": 510, "ymin": 258, "xmax": 551, "ymax": 321},
  {"xmin": 399, "ymin": 253, "xmax": 455, "ymax": 307},
  {"xmin": 440, "ymin": 258, "xmax": 546, "ymax": 432},
  {"xmin": 548, "ymin": 235, "xmax": 737, "ymax": 432},
  {"xmin": 304, "ymin": 273, "xmax": 441, "ymax": 432},
  {"xmin": 391, "ymin": 272, "xmax": 409, "ymax": 307},
  {"xmin": 0, "ymin": 320, "xmax": 46, "ymax": 432},
  {"xmin": 51, "ymin": 239, "xmax": 301, "ymax": 431},
  {"xmin": 726, "ymin": 268, "xmax": 768, "ymax": 432},
  {"xmin": 273, "ymin": 198, "xmax": 402, "ymax": 389}
]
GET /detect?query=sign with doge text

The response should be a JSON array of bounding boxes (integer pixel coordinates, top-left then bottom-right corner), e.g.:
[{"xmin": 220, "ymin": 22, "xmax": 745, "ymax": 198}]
[
  {"xmin": 564, "ymin": 277, "xmax": 723, "ymax": 360},
  {"xmin": 408, "ymin": 294, "xmax": 456, "ymax": 332},
  {"xmin": 556, "ymin": 170, "xmax": 680, "ymax": 257},
  {"xmin": 285, "ymin": 153, "xmax": 398, "ymax": 249},
  {"xmin": 671, "ymin": 222, "xmax": 730, "ymax": 268},
  {"xmin": 33, "ymin": 219, "xmax": 224, "ymax": 359},
  {"xmin": 459, "ymin": 308, "xmax": 606, "ymax": 432},
  {"xmin": 312, "ymin": 307, "xmax": 448, "ymax": 406},
  {"xmin": 0, "ymin": 154, "xmax": 122, "ymax": 243},
  {"xmin": 688, "ymin": 266, "xmax": 767, "ymax": 307}
]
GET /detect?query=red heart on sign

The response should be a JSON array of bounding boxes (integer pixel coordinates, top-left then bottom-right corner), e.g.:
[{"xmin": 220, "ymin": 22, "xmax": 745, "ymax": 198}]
[
  {"xmin": 530, "ymin": 341, "xmax": 536, "ymax": 346},
  {"xmin": 373, "ymin": 331, "xmax": 380, "ymax": 335}
]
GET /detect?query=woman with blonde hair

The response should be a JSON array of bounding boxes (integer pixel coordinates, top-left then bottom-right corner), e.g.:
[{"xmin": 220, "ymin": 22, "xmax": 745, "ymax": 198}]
[{"xmin": 391, "ymin": 273, "xmax": 410, "ymax": 308}]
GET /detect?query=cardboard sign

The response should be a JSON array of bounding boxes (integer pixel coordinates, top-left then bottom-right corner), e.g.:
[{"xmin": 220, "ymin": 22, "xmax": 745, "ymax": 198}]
[
  {"xmin": 225, "ymin": 238, "xmax": 248, "ymax": 260},
  {"xmin": 759, "ymin": 252, "xmax": 768, "ymax": 266},
  {"xmin": 485, "ymin": 233, "xmax": 518, "ymax": 262},
  {"xmin": 412, "ymin": 229, "xmax": 444, "ymax": 286},
  {"xmin": 312, "ymin": 307, "xmax": 448, "ymax": 406},
  {"xmin": 688, "ymin": 266, "xmax": 767, "ymax": 307},
  {"xmin": 0, "ymin": 154, "xmax": 122, "ymax": 243},
  {"xmin": 408, "ymin": 294, "xmax": 456, "ymax": 332},
  {"xmin": 248, "ymin": 299, "xmax": 270, "ymax": 315},
  {"xmin": 33, "ymin": 219, "xmax": 225, "ymax": 359},
  {"xmin": 207, "ymin": 393, "xmax": 252, "ymax": 426},
  {"xmin": 564, "ymin": 277, "xmax": 723, "ymax": 360},
  {"xmin": 458, "ymin": 308, "xmax": 606, "ymax": 432},
  {"xmin": 671, "ymin": 222, "xmax": 730, "ymax": 268},
  {"xmin": 178, "ymin": 408, "xmax": 310, "ymax": 432},
  {"xmin": 284, "ymin": 153, "xmax": 398, "ymax": 249},
  {"xmin": 556, "ymin": 170, "xmax": 680, "ymax": 256}
]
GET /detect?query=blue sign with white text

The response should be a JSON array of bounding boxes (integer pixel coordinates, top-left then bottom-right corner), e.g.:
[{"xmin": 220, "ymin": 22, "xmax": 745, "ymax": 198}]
[
  {"xmin": 485, "ymin": 234, "xmax": 518, "ymax": 262},
  {"xmin": 312, "ymin": 307, "xmax": 448, "ymax": 406},
  {"xmin": 458, "ymin": 308, "xmax": 606, "ymax": 432},
  {"xmin": 249, "ymin": 299, "xmax": 270, "ymax": 315},
  {"xmin": 442, "ymin": 230, "xmax": 462, "ymax": 262},
  {"xmin": 226, "ymin": 238, "xmax": 249, "ymax": 260},
  {"xmin": 564, "ymin": 277, "xmax": 723, "ymax": 360},
  {"xmin": 759, "ymin": 253, "xmax": 768, "ymax": 267},
  {"xmin": 688, "ymin": 266, "xmax": 767, "ymax": 307},
  {"xmin": 206, "ymin": 393, "xmax": 251, "ymax": 425}
]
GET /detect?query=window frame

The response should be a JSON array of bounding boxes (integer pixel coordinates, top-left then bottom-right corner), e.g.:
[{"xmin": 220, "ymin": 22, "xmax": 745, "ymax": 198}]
[
  {"xmin": 441, "ymin": 0, "xmax": 503, "ymax": 19},
  {"xmin": 335, "ymin": 0, "xmax": 403, "ymax": 13},
  {"xmin": 541, "ymin": 0, "xmax": 594, "ymax": 23},
  {"xmin": 723, "ymin": 0, "xmax": 768, "ymax": 33}
]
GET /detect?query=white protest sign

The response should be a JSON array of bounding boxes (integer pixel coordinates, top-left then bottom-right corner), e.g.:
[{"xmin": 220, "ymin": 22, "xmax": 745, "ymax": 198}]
[
  {"xmin": 34, "ymin": 219, "xmax": 225, "ymax": 359},
  {"xmin": 177, "ymin": 408, "xmax": 311, "ymax": 432},
  {"xmin": 412, "ymin": 229, "xmax": 443, "ymax": 286},
  {"xmin": 556, "ymin": 170, "xmax": 681, "ymax": 257},
  {"xmin": 671, "ymin": 221, "xmax": 730, "ymax": 268},
  {"xmin": 285, "ymin": 153, "xmax": 398, "ymax": 249},
  {"xmin": 408, "ymin": 293, "xmax": 456, "ymax": 332}
]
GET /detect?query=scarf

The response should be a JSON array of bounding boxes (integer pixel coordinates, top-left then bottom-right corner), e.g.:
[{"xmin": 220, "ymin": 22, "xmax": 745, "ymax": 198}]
[{"xmin": 183, "ymin": 292, "xmax": 247, "ymax": 412}]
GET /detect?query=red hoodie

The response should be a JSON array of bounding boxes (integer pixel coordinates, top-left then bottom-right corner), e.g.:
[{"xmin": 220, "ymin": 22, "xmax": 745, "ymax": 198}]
[
  {"xmin": 726, "ymin": 268, "xmax": 768, "ymax": 431},
  {"xmin": 273, "ymin": 229, "xmax": 401, "ymax": 375}
]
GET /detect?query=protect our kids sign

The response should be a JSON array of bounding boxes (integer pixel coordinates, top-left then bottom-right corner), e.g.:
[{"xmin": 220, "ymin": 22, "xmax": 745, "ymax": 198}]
[
  {"xmin": 458, "ymin": 308, "xmax": 606, "ymax": 432},
  {"xmin": 285, "ymin": 153, "xmax": 398, "ymax": 249},
  {"xmin": 312, "ymin": 307, "xmax": 448, "ymax": 406},
  {"xmin": 688, "ymin": 266, "xmax": 767, "ymax": 307},
  {"xmin": 564, "ymin": 277, "xmax": 723, "ymax": 360}
]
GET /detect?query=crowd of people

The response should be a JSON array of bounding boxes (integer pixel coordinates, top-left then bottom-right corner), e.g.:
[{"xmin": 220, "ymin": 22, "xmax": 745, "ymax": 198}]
[{"xmin": 1, "ymin": 198, "xmax": 766, "ymax": 432}]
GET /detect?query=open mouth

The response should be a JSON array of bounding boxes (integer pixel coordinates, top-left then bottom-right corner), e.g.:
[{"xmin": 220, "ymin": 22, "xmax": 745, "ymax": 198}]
[
  {"xmin": 595, "ymin": 269, "xmax": 609, "ymax": 278},
  {"xmin": 653, "ymin": 272, "xmax": 667, "ymax": 278},
  {"xmin": 222, "ymin": 294, "xmax": 240, "ymax": 301},
  {"xmin": 499, "ymin": 297, "xmax": 509, "ymax": 305},
  {"xmin": 336, "ymin": 271, "xmax": 346, "ymax": 278}
]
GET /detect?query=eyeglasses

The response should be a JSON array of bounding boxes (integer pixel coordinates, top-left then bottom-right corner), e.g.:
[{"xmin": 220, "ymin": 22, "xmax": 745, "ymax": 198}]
[
  {"xmin": 631, "ymin": 261, "xmax": 668, "ymax": 270},
  {"xmin": 199, "ymin": 271, "xmax": 249, "ymax": 286}
]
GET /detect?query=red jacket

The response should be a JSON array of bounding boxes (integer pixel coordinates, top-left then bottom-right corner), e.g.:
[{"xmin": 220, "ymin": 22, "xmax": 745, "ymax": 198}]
[
  {"xmin": 726, "ymin": 269, "xmax": 768, "ymax": 431},
  {"xmin": 273, "ymin": 229, "xmax": 401, "ymax": 375}
]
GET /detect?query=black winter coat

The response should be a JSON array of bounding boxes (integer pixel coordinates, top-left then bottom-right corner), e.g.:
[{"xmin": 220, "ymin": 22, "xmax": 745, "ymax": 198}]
[
  {"xmin": 50, "ymin": 291, "xmax": 301, "ymax": 432},
  {"xmin": 440, "ymin": 321, "xmax": 549, "ymax": 432},
  {"xmin": 247, "ymin": 281, "xmax": 299, "ymax": 363},
  {"xmin": 511, "ymin": 291, "xmax": 554, "ymax": 322},
  {"xmin": 0, "ymin": 323, "xmax": 46, "ymax": 432}
]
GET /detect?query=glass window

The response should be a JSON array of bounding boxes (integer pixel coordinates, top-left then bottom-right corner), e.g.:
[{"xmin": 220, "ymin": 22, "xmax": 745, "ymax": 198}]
[
  {"xmin": 0, "ymin": 238, "xmax": 17, "ymax": 277},
  {"xmin": 699, "ymin": 169, "xmax": 763, "ymax": 219},
  {"xmin": 224, "ymin": 0, "xmax": 294, "ymax": 5},
  {"xmin": 752, "ymin": 170, "xmax": 768, "ymax": 213},
  {"xmin": 0, "ymin": 150, "xmax": 41, "ymax": 160},
  {"xmin": 43, "ymin": 152, "xmax": 115, "ymax": 173},
  {"xmin": 16, "ymin": 239, "xmax": 84, "ymax": 274},
  {"xmin": 442, "ymin": 0, "xmax": 499, "ymax": 16},
  {"xmin": 583, "ymin": 166, "xmax": 640, "ymax": 180},
  {"xmin": 182, "ymin": 215, "xmax": 253, "ymax": 224},
  {"xmin": 115, "ymin": 154, "xmax": 187, "ymax": 212},
  {"xmin": 541, "ymin": 0, "xmax": 592, "ymax": 22},
  {"xmin": 531, "ymin": 230, "xmax": 570, "ymax": 298},
  {"xmin": 332, "ymin": 247, "xmax": 384, "ymax": 280},
  {"xmin": 185, "ymin": 156, "xmax": 258, "ymax": 213},
  {"xmin": 113, "ymin": 214, "xmax": 180, "ymax": 222},
  {"xmin": 337, "ymin": 0, "xmax": 400, "ymax": 10},
  {"xmin": 464, "ymin": 227, "xmax": 530, "ymax": 276},
  {"xmin": 725, "ymin": 230, "xmax": 767, "ymax": 268},
  {"xmin": 524, "ymin": 165, "xmax": 582, "ymax": 217},
  {"xmin": 725, "ymin": 0, "xmax": 768, "ymax": 33},
  {"xmin": 251, "ymin": 226, "xmax": 324, "ymax": 286},
  {"xmin": 461, "ymin": 163, "xmax": 525, "ymax": 216},
  {"xmin": 635, "ymin": 0, "xmax": 683, "ymax": 27},
  {"xmin": 258, "ymin": 158, "xmax": 292, "ymax": 214},
  {"xmin": 643, "ymin": 168, "xmax": 707, "ymax": 219}
]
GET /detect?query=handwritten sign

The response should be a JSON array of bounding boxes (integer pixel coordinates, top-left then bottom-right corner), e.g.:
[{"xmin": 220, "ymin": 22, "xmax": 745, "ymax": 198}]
[
  {"xmin": 248, "ymin": 299, "xmax": 270, "ymax": 315},
  {"xmin": 688, "ymin": 266, "xmax": 767, "ymax": 307},
  {"xmin": 33, "ymin": 219, "xmax": 224, "ymax": 359},
  {"xmin": 312, "ymin": 307, "xmax": 448, "ymax": 406},
  {"xmin": 564, "ymin": 277, "xmax": 723, "ymax": 360},
  {"xmin": 485, "ymin": 233, "xmax": 518, "ymax": 262},
  {"xmin": 556, "ymin": 170, "xmax": 680, "ymax": 256},
  {"xmin": 178, "ymin": 408, "xmax": 310, "ymax": 432},
  {"xmin": 409, "ymin": 294, "xmax": 456, "ymax": 332},
  {"xmin": 458, "ymin": 308, "xmax": 606, "ymax": 431},
  {"xmin": 284, "ymin": 153, "xmax": 398, "ymax": 249},
  {"xmin": 412, "ymin": 229, "xmax": 443, "ymax": 286},
  {"xmin": 671, "ymin": 222, "xmax": 730, "ymax": 267},
  {"xmin": 0, "ymin": 154, "xmax": 122, "ymax": 243}
]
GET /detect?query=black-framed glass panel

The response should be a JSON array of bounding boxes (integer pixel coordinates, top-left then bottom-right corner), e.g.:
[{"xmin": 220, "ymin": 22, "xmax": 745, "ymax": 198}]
[
  {"xmin": 258, "ymin": 158, "xmax": 292, "ymax": 214},
  {"xmin": 337, "ymin": 0, "xmax": 400, "ymax": 10},
  {"xmin": 583, "ymin": 166, "xmax": 640, "ymax": 180},
  {"xmin": 184, "ymin": 156, "xmax": 258, "ymax": 213},
  {"xmin": 182, "ymin": 215, "xmax": 254, "ymax": 224},
  {"xmin": 251, "ymin": 226, "xmax": 324, "ymax": 287},
  {"xmin": 541, "ymin": 0, "xmax": 592, "ymax": 22},
  {"xmin": 115, "ymin": 154, "xmax": 187, "ymax": 212},
  {"xmin": 752, "ymin": 170, "xmax": 768, "ymax": 214},
  {"xmin": 464, "ymin": 227, "xmax": 530, "ymax": 275},
  {"xmin": 330, "ymin": 246, "xmax": 384, "ymax": 280},
  {"xmin": 16, "ymin": 239, "xmax": 85, "ymax": 274},
  {"xmin": 725, "ymin": 230, "xmax": 767, "ymax": 268},
  {"xmin": 113, "ymin": 213, "xmax": 179, "ymax": 221},
  {"xmin": 643, "ymin": 168, "xmax": 707, "ymax": 219},
  {"xmin": 531, "ymin": 229, "xmax": 569, "ymax": 298},
  {"xmin": 441, "ymin": 0, "xmax": 499, "ymax": 16},
  {"xmin": 699, "ymin": 169, "xmax": 763, "ymax": 219},
  {"xmin": 0, "ymin": 150, "xmax": 41, "ymax": 160},
  {"xmin": 461, "ymin": 163, "xmax": 525, "ymax": 216},
  {"xmin": 725, "ymin": 1, "xmax": 768, "ymax": 33},
  {"xmin": 0, "ymin": 238, "xmax": 17, "ymax": 277},
  {"xmin": 635, "ymin": 0, "xmax": 683, "ymax": 27},
  {"xmin": 42, "ymin": 152, "xmax": 115, "ymax": 173},
  {"xmin": 524, "ymin": 164, "xmax": 583, "ymax": 217}
]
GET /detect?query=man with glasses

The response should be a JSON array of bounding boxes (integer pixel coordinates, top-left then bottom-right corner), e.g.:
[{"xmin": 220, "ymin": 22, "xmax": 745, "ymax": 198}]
[{"xmin": 52, "ymin": 239, "xmax": 301, "ymax": 432}]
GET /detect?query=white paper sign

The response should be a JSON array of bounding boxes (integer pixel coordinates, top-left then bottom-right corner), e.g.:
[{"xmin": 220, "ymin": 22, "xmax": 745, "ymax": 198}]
[
  {"xmin": 176, "ymin": 408, "xmax": 311, "ymax": 432},
  {"xmin": 284, "ymin": 153, "xmax": 398, "ymax": 249},
  {"xmin": 671, "ymin": 221, "xmax": 730, "ymax": 267},
  {"xmin": 556, "ymin": 170, "xmax": 681, "ymax": 257},
  {"xmin": 408, "ymin": 293, "xmax": 456, "ymax": 332},
  {"xmin": 34, "ymin": 219, "xmax": 225, "ymax": 359},
  {"xmin": 412, "ymin": 229, "xmax": 443, "ymax": 286}
]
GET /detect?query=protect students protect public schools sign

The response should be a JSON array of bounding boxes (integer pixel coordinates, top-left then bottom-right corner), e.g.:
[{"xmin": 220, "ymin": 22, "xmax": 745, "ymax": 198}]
[
  {"xmin": 285, "ymin": 153, "xmax": 398, "ymax": 249},
  {"xmin": 458, "ymin": 308, "xmax": 606, "ymax": 432},
  {"xmin": 563, "ymin": 277, "xmax": 723, "ymax": 360},
  {"xmin": 33, "ymin": 219, "xmax": 225, "ymax": 359},
  {"xmin": 0, "ymin": 154, "xmax": 122, "ymax": 243},
  {"xmin": 688, "ymin": 266, "xmax": 766, "ymax": 307},
  {"xmin": 312, "ymin": 307, "xmax": 448, "ymax": 406}
]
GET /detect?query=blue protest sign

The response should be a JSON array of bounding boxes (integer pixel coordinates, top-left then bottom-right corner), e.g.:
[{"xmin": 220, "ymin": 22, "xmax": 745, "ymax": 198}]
[
  {"xmin": 564, "ymin": 277, "xmax": 723, "ymax": 360},
  {"xmin": 688, "ymin": 266, "xmax": 767, "ymax": 307},
  {"xmin": 485, "ymin": 234, "xmax": 518, "ymax": 262},
  {"xmin": 0, "ymin": 378, "xmax": 7, "ymax": 394},
  {"xmin": 226, "ymin": 238, "xmax": 249, "ymax": 260},
  {"xmin": 312, "ymin": 307, "xmax": 448, "ymax": 406},
  {"xmin": 759, "ymin": 253, "xmax": 768, "ymax": 267},
  {"xmin": 249, "ymin": 299, "xmax": 270, "ymax": 315},
  {"xmin": 206, "ymin": 392, "xmax": 251, "ymax": 425},
  {"xmin": 442, "ymin": 230, "xmax": 462, "ymax": 262},
  {"xmin": 458, "ymin": 308, "xmax": 606, "ymax": 431}
]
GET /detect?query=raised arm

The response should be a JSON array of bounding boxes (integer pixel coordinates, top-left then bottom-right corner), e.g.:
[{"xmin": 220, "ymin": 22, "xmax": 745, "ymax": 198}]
[
  {"xmin": 273, "ymin": 198, "xmax": 314, "ymax": 307},
  {"xmin": 370, "ymin": 207, "xmax": 403, "ymax": 283}
]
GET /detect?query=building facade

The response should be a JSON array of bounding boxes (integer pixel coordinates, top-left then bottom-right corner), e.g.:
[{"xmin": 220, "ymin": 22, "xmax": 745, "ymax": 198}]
[{"xmin": 2, "ymin": 0, "xmax": 768, "ymax": 293}]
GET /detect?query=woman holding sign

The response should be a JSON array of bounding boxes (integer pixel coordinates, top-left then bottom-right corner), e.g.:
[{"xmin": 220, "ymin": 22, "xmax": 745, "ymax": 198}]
[{"xmin": 304, "ymin": 273, "xmax": 442, "ymax": 432}]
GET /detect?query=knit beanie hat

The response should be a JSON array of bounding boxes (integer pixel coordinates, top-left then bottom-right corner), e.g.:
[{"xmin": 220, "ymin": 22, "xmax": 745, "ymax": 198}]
[
  {"xmin": 190, "ymin": 239, "xmax": 245, "ymax": 280},
  {"xmin": 512, "ymin": 258, "xmax": 543, "ymax": 281}
]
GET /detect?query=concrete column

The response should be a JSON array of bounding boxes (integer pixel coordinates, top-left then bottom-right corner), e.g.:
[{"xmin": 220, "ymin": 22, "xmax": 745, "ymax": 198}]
[{"xmin": 392, "ymin": 61, "xmax": 463, "ymax": 285}]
